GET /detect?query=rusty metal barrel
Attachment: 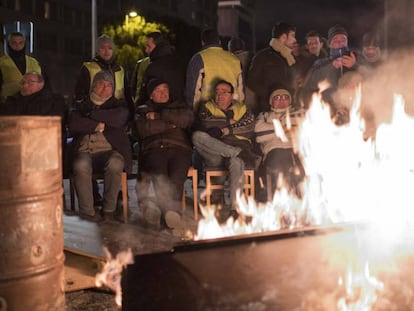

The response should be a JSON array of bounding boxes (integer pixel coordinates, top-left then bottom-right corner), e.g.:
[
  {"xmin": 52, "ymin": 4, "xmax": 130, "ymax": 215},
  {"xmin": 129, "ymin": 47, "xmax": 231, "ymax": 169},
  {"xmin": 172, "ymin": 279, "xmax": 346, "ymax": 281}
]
[{"xmin": 0, "ymin": 116, "xmax": 65, "ymax": 311}]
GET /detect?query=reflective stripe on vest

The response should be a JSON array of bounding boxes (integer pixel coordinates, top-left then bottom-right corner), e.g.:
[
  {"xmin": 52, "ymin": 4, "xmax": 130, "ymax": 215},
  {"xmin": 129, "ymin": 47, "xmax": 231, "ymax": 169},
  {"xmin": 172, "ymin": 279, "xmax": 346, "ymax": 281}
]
[
  {"xmin": 204, "ymin": 100, "xmax": 251, "ymax": 143},
  {"xmin": 199, "ymin": 47, "xmax": 241, "ymax": 102},
  {"xmin": 84, "ymin": 62, "xmax": 125, "ymax": 99},
  {"xmin": 134, "ymin": 56, "xmax": 150, "ymax": 103},
  {"xmin": 0, "ymin": 55, "xmax": 41, "ymax": 100}
]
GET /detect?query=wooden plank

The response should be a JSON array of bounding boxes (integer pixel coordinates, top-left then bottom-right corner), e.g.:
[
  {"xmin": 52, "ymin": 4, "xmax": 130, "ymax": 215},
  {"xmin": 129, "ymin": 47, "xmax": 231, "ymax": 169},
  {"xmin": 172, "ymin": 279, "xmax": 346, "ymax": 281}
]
[{"xmin": 64, "ymin": 250, "xmax": 105, "ymax": 292}]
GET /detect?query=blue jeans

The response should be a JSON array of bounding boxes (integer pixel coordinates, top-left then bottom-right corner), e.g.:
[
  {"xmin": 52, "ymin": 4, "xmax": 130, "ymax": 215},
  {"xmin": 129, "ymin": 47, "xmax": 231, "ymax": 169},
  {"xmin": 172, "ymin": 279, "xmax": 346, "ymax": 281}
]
[{"xmin": 192, "ymin": 131, "xmax": 244, "ymax": 208}]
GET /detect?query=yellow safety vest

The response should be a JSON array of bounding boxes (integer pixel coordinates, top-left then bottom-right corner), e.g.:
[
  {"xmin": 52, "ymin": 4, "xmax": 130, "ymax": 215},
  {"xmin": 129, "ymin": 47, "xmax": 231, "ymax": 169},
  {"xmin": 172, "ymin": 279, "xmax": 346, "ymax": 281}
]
[
  {"xmin": 0, "ymin": 55, "xmax": 41, "ymax": 101},
  {"xmin": 203, "ymin": 99, "xmax": 251, "ymax": 143},
  {"xmin": 84, "ymin": 62, "xmax": 125, "ymax": 99},
  {"xmin": 134, "ymin": 56, "xmax": 150, "ymax": 104},
  {"xmin": 199, "ymin": 47, "xmax": 242, "ymax": 104}
]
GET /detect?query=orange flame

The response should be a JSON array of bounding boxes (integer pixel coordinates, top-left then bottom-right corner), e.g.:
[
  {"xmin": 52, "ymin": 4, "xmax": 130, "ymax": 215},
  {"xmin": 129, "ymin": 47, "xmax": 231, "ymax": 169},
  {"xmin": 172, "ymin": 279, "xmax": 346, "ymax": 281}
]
[{"xmin": 95, "ymin": 247, "xmax": 134, "ymax": 307}]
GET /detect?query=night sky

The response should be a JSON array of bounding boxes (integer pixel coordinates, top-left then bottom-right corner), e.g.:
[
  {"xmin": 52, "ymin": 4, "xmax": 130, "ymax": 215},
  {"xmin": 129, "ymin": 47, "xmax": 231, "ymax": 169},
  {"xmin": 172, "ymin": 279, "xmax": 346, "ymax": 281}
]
[{"xmin": 253, "ymin": 0, "xmax": 384, "ymax": 50}]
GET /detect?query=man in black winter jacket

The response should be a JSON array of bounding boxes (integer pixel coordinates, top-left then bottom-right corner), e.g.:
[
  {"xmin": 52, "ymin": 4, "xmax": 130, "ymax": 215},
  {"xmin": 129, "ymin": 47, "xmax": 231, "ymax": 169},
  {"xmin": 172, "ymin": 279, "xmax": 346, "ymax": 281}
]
[
  {"xmin": 135, "ymin": 32, "xmax": 185, "ymax": 107},
  {"xmin": 247, "ymin": 22, "xmax": 297, "ymax": 115},
  {"xmin": 69, "ymin": 71, "xmax": 132, "ymax": 223}
]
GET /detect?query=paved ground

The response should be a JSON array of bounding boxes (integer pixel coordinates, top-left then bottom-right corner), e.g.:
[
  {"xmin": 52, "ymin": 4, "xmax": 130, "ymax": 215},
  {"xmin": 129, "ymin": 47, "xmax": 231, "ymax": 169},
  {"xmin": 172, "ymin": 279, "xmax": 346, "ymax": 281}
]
[{"xmin": 63, "ymin": 176, "xmax": 201, "ymax": 310}]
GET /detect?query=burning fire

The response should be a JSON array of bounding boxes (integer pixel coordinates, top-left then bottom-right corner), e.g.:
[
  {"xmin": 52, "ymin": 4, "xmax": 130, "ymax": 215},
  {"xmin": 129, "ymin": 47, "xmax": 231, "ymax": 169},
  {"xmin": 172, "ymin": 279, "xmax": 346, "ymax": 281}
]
[
  {"xmin": 196, "ymin": 87, "xmax": 414, "ymax": 237},
  {"xmin": 337, "ymin": 262, "xmax": 384, "ymax": 311},
  {"xmin": 95, "ymin": 247, "xmax": 134, "ymax": 307},
  {"xmin": 196, "ymin": 84, "xmax": 414, "ymax": 309}
]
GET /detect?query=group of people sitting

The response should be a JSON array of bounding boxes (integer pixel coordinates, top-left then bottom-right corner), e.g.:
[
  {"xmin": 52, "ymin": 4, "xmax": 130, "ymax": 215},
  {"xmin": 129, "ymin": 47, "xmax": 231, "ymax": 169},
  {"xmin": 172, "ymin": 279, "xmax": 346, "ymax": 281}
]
[
  {"xmin": 8, "ymin": 23, "xmax": 388, "ymax": 229},
  {"xmin": 134, "ymin": 78, "xmax": 305, "ymax": 229},
  {"xmin": 0, "ymin": 71, "xmax": 304, "ymax": 231}
]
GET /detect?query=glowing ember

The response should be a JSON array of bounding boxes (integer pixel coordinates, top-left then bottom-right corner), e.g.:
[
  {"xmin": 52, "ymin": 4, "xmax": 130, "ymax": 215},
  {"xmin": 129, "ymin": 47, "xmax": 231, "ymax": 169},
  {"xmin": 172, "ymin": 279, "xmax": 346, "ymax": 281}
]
[{"xmin": 95, "ymin": 247, "xmax": 134, "ymax": 307}]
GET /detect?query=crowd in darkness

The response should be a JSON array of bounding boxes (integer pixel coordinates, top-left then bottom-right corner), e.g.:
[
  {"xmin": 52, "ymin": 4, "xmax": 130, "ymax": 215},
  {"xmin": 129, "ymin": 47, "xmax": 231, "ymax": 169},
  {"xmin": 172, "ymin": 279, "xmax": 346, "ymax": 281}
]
[{"xmin": 0, "ymin": 21, "xmax": 384, "ymax": 232}]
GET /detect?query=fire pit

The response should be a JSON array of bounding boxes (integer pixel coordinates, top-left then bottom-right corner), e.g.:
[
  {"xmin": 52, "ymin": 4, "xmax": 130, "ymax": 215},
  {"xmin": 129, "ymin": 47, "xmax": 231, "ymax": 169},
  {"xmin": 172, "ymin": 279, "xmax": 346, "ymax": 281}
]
[
  {"xmin": 119, "ymin": 89, "xmax": 414, "ymax": 310},
  {"xmin": 122, "ymin": 223, "xmax": 414, "ymax": 310}
]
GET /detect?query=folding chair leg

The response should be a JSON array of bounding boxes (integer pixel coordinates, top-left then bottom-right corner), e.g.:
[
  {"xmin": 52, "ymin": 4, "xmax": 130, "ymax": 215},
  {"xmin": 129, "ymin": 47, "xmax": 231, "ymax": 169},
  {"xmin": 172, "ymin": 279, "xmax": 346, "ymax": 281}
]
[
  {"xmin": 69, "ymin": 177, "xmax": 76, "ymax": 212},
  {"xmin": 121, "ymin": 172, "xmax": 128, "ymax": 223},
  {"xmin": 193, "ymin": 171, "xmax": 198, "ymax": 220}
]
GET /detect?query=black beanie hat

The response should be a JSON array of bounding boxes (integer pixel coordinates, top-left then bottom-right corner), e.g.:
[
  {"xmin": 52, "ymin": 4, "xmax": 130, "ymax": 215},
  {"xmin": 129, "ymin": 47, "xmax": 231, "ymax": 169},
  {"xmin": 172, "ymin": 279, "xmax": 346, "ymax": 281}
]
[
  {"xmin": 327, "ymin": 24, "xmax": 348, "ymax": 43},
  {"xmin": 147, "ymin": 78, "xmax": 166, "ymax": 96}
]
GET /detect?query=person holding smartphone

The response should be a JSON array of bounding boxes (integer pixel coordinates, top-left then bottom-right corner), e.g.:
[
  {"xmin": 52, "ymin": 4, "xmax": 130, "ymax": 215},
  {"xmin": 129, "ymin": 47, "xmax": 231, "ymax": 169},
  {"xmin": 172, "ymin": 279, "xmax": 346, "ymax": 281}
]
[{"xmin": 299, "ymin": 25, "xmax": 358, "ymax": 116}]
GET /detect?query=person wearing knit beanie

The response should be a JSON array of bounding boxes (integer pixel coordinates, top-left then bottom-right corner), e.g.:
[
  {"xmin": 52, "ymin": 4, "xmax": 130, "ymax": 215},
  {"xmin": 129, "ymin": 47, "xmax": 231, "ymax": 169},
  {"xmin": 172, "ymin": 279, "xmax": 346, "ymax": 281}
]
[
  {"xmin": 91, "ymin": 71, "xmax": 114, "ymax": 92},
  {"xmin": 269, "ymin": 88, "xmax": 291, "ymax": 109},
  {"xmin": 255, "ymin": 86, "xmax": 305, "ymax": 200},
  {"xmin": 300, "ymin": 24, "xmax": 357, "ymax": 111},
  {"xmin": 95, "ymin": 34, "xmax": 115, "ymax": 62},
  {"xmin": 327, "ymin": 24, "xmax": 348, "ymax": 44},
  {"xmin": 146, "ymin": 78, "xmax": 167, "ymax": 97},
  {"xmin": 90, "ymin": 71, "xmax": 115, "ymax": 106}
]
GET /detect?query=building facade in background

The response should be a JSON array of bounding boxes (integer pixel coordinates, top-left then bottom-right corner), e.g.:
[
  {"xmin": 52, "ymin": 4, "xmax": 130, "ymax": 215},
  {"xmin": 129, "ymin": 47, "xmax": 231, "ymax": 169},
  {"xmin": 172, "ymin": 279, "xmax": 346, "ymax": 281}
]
[
  {"xmin": 0, "ymin": 0, "xmax": 219, "ymax": 95},
  {"xmin": 1, "ymin": 0, "xmax": 412, "ymax": 95},
  {"xmin": 217, "ymin": 0, "xmax": 255, "ymax": 52}
]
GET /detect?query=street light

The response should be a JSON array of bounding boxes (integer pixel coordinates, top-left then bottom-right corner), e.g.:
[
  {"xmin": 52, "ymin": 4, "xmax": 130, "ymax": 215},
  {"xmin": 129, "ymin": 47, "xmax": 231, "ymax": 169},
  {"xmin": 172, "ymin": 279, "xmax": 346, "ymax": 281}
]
[{"xmin": 125, "ymin": 10, "xmax": 138, "ymax": 27}]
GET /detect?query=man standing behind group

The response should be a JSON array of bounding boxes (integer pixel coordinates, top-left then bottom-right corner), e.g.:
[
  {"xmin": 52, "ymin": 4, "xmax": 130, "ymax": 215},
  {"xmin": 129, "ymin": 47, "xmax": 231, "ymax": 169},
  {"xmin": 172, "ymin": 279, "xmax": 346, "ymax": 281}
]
[
  {"xmin": 74, "ymin": 34, "xmax": 132, "ymax": 109},
  {"xmin": 0, "ymin": 32, "xmax": 48, "ymax": 103},
  {"xmin": 301, "ymin": 25, "xmax": 358, "ymax": 109},
  {"xmin": 295, "ymin": 30, "xmax": 326, "ymax": 90},
  {"xmin": 247, "ymin": 22, "xmax": 297, "ymax": 115},
  {"xmin": 135, "ymin": 32, "xmax": 185, "ymax": 107},
  {"xmin": 185, "ymin": 28, "xmax": 244, "ymax": 112}
]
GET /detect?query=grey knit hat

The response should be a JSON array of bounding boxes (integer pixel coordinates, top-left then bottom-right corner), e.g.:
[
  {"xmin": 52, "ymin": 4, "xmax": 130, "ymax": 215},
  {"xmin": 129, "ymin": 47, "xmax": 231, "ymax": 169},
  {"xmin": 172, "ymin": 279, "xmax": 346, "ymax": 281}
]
[
  {"xmin": 327, "ymin": 25, "xmax": 348, "ymax": 43},
  {"xmin": 91, "ymin": 71, "xmax": 114, "ymax": 92},
  {"xmin": 96, "ymin": 34, "xmax": 114, "ymax": 50}
]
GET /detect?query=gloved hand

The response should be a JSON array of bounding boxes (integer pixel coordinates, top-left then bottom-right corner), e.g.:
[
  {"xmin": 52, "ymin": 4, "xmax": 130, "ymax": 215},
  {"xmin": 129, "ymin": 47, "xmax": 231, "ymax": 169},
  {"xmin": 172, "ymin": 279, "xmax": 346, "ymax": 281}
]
[{"xmin": 206, "ymin": 127, "xmax": 223, "ymax": 139}]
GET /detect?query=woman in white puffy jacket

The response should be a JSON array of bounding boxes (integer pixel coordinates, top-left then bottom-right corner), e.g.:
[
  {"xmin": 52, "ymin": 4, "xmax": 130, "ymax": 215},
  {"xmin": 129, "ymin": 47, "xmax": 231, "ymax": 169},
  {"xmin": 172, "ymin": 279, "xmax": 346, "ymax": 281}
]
[{"xmin": 254, "ymin": 87, "xmax": 305, "ymax": 197}]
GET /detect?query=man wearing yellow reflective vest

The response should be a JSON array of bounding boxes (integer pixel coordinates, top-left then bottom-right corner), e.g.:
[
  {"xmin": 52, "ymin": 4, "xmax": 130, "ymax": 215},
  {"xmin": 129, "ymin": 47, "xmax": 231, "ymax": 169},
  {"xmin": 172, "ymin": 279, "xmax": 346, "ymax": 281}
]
[
  {"xmin": 74, "ymin": 34, "xmax": 133, "ymax": 113},
  {"xmin": 185, "ymin": 29, "xmax": 244, "ymax": 112},
  {"xmin": 0, "ymin": 32, "xmax": 48, "ymax": 104},
  {"xmin": 192, "ymin": 80, "xmax": 258, "ymax": 218}
]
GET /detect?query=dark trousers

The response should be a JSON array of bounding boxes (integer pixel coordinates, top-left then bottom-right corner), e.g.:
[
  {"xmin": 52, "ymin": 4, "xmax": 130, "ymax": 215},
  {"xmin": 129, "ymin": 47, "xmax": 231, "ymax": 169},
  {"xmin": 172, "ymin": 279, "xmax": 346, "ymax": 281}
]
[{"xmin": 138, "ymin": 147, "xmax": 192, "ymax": 214}]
